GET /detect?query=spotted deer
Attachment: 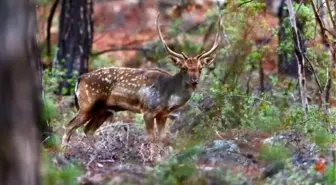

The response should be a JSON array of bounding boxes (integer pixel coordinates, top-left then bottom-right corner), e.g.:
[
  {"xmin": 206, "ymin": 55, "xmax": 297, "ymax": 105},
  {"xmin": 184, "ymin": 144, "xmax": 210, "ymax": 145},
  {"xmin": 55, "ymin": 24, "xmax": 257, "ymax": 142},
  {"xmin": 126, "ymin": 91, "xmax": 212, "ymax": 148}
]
[{"xmin": 61, "ymin": 13, "xmax": 222, "ymax": 150}]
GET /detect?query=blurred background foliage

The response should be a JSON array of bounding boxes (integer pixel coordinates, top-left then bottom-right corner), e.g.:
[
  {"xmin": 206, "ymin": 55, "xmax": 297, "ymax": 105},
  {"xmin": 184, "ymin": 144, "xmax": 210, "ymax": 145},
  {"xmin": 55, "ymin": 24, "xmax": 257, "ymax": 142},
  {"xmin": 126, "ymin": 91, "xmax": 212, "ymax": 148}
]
[{"xmin": 36, "ymin": 0, "xmax": 336, "ymax": 184}]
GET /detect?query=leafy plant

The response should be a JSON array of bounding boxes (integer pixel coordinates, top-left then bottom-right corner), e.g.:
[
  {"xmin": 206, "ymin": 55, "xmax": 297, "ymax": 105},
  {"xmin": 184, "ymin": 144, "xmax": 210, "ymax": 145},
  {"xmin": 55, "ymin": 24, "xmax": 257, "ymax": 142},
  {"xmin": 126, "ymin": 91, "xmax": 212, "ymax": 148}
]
[
  {"xmin": 41, "ymin": 151, "xmax": 83, "ymax": 185},
  {"xmin": 323, "ymin": 157, "xmax": 336, "ymax": 185},
  {"xmin": 259, "ymin": 144, "xmax": 290, "ymax": 164},
  {"xmin": 153, "ymin": 146, "xmax": 201, "ymax": 185}
]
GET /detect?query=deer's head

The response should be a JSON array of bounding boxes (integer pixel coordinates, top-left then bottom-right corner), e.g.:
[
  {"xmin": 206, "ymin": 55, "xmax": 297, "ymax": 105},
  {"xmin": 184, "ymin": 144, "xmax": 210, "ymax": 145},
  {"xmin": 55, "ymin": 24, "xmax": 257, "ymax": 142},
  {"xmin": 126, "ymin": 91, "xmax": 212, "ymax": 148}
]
[{"xmin": 156, "ymin": 13, "xmax": 222, "ymax": 86}]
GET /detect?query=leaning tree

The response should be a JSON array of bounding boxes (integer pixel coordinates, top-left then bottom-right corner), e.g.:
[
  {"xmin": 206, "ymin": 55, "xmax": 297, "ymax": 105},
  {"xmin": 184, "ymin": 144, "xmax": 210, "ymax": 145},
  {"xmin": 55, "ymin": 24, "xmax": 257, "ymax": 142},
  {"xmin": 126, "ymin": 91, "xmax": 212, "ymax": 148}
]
[
  {"xmin": 0, "ymin": 0, "xmax": 41, "ymax": 184},
  {"xmin": 52, "ymin": 0, "xmax": 94, "ymax": 95}
]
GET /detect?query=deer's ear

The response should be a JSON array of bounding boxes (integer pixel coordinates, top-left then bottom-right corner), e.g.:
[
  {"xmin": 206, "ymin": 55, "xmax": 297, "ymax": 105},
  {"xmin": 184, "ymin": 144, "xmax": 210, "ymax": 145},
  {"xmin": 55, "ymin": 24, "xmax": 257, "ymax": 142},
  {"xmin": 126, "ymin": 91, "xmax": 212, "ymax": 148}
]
[
  {"xmin": 200, "ymin": 55, "xmax": 215, "ymax": 67},
  {"xmin": 168, "ymin": 56, "xmax": 184, "ymax": 67}
]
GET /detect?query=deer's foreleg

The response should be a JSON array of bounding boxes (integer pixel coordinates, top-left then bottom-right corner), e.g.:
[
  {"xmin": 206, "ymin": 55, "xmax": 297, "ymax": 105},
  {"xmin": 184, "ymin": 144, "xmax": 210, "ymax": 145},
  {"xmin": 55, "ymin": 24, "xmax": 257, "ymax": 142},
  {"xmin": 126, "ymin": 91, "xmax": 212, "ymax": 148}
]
[
  {"xmin": 143, "ymin": 113, "xmax": 155, "ymax": 143},
  {"xmin": 156, "ymin": 114, "xmax": 170, "ymax": 146}
]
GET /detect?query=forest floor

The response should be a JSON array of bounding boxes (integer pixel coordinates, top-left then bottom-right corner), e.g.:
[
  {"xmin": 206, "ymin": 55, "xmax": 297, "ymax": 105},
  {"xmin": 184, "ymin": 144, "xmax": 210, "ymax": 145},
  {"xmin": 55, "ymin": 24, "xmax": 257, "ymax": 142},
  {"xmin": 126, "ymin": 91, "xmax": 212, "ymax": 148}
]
[{"xmin": 44, "ymin": 96, "xmax": 334, "ymax": 185}]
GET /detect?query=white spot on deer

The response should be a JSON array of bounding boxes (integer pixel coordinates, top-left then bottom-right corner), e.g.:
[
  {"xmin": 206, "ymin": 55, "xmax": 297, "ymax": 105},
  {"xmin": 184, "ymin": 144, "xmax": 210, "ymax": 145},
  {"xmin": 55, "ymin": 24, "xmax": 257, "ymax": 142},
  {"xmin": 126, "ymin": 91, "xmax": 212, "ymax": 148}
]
[
  {"xmin": 75, "ymin": 80, "xmax": 80, "ymax": 100},
  {"xmin": 108, "ymin": 74, "xmax": 111, "ymax": 78},
  {"xmin": 103, "ymin": 78, "xmax": 111, "ymax": 83},
  {"xmin": 85, "ymin": 89, "xmax": 91, "ymax": 103}
]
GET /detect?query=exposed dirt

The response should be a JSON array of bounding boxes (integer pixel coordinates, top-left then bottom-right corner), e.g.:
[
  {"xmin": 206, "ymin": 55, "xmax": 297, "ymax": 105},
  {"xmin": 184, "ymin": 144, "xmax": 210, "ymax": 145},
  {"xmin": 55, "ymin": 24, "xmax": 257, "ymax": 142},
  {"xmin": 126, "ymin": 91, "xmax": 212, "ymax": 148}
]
[{"xmin": 65, "ymin": 122, "xmax": 166, "ymax": 168}]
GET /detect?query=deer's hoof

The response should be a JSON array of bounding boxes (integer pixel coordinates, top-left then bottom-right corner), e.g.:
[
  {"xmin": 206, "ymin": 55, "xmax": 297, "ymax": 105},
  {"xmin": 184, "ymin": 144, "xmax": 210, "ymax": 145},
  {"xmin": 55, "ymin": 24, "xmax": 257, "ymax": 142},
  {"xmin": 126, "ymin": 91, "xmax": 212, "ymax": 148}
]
[{"xmin": 142, "ymin": 134, "xmax": 156, "ymax": 144}]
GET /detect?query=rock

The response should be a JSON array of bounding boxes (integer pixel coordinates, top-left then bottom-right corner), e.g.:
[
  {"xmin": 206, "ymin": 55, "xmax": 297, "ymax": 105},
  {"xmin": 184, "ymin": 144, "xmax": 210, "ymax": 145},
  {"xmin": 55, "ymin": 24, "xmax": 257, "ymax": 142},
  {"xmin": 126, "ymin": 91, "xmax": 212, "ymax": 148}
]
[
  {"xmin": 259, "ymin": 130, "xmax": 330, "ymax": 182},
  {"xmin": 211, "ymin": 140, "xmax": 240, "ymax": 152},
  {"xmin": 262, "ymin": 131, "xmax": 319, "ymax": 170},
  {"xmin": 197, "ymin": 139, "xmax": 246, "ymax": 166},
  {"xmin": 78, "ymin": 164, "xmax": 152, "ymax": 185}
]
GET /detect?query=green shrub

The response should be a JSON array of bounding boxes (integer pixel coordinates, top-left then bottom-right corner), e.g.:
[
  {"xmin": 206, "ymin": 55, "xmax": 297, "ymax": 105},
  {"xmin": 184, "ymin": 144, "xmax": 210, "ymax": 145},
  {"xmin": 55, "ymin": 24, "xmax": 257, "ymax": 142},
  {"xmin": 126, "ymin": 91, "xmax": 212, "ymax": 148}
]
[
  {"xmin": 323, "ymin": 158, "xmax": 336, "ymax": 185},
  {"xmin": 259, "ymin": 144, "xmax": 290, "ymax": 164},
  {"xmin": 41, "ymin": 151, "xmax": 83, "ymax": 185},
  {"xmin": 42, "ymin": 94, "xmax": 57, "ymax": 123},
  {"xmin": 153, "ymin": 146, "xmax": 201, "ymax": 185}
]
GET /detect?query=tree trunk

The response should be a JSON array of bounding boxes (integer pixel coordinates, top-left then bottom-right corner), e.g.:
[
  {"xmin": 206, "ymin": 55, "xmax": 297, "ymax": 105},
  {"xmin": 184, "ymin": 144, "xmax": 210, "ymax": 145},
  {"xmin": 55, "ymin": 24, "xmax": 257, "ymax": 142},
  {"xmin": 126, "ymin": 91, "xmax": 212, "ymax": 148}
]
[
  {"xmin": 271, "ymin": 0, "xmax": 308, "ymax": 77},
  {"xmin": 52, "ymin": 0, "xmax": 93, "ymax": 95},
  {"xmin": 33, "ymin": 0, "xmax": 53, "ymax": 142},
  {"xmin": 0, "ymin": 0, "xmax": 41, "ymax": 184}
]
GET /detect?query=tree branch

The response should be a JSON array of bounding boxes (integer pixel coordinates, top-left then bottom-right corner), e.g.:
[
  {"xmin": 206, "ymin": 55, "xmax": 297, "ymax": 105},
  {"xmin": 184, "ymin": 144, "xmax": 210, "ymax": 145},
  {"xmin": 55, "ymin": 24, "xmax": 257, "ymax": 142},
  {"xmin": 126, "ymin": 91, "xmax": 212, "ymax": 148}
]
[
  {"xmin": 295, "ymin": 0, "xmax": 304, "ymax": 14},
  {"xmin": 325, "ymin": 0, "xmax": 336, "ymax": 30},
  {"xmin": 199, "ymin": 2, "xmax": 228, "ymax": 53},
  {"xmin": 238, "ymin": 0, "xmax": 254, "ymax": 8},
  {"xmin": 311, "ymin": 0, "xmax": 336, "ymax": 114},
  {"xmin": 199, "ymin": 21, "xmax": 215, "ymax": 52},
  {"xmin": 91, "ymin": 46, "xmax": 153, "ymax": 57},
  {"xmin": 311, "ymin": 0, "xmax": 330, "ymax": 48},
  {"xmin": 303, "ymin": 54, "xmax": 323, "ymax": 96}
]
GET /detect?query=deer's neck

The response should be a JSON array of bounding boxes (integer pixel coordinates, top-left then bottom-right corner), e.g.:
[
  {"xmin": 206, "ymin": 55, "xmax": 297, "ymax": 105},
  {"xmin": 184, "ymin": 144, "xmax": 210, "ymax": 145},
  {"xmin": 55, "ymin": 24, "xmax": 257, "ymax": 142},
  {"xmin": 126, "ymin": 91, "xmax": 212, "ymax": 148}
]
[
  {"xmin": 138, "ymin": 70, "xmax": 195, "ymax": 112},
  {"xmin": 160, "ymin": 71, "xmax": 195, "ymax": 110},
  {"xmin": 166, "ymin": 71, "xmax": 193, "ymax": 93}
]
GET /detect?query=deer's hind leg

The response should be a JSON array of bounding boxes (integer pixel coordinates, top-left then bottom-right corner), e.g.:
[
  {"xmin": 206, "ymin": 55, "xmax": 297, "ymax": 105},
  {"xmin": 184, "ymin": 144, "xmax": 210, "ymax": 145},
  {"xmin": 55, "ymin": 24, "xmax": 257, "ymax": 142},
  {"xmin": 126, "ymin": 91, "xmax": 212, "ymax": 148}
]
[
  {"xmin": 83, "ymin": 111, "xmax": 112, "ymax": 149},
  {"xmin": 61, "ymin": 112, "xmax": 92, "ymax": 152}
]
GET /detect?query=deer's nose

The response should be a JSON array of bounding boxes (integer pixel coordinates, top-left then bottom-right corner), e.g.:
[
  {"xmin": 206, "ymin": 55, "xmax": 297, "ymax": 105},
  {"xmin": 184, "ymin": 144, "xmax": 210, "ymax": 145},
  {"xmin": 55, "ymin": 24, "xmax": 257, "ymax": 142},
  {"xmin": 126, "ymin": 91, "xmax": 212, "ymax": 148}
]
[{"xmin": 190, "ymin": 77, "xmax": 199, "ymax": 85}]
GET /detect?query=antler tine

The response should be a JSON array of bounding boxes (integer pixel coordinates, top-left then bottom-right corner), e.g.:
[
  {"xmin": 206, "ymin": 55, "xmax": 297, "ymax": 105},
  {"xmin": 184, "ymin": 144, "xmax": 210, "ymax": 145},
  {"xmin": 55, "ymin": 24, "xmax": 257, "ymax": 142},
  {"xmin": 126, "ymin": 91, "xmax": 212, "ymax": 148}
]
[
  {"xmin": 156, "ymin": 13, "xmax": 187, "ymax": 60},
  {"xmin": 197, "ymin": 16, "xmax": 222, "ymax": 59}
]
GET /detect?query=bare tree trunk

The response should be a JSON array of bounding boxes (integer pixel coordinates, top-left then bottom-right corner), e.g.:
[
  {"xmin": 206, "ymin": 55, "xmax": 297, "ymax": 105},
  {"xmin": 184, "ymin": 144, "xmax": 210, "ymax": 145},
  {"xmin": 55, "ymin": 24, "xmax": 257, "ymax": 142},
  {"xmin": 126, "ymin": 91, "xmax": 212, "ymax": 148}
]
[
  {"xmin": 32, "ymin": 0, "xmax": 52, "ymax": 142},
  {"xmin": 52, "ymin": 0, "xmax": 93, "ymax": 95},
  {"xmin": 286, "ymin": 0, "xmax": 309, "ymax": 114},
  {"xmin": 311, "ymin": 0, "xmax": 336, "ymax": 114},
  {"xmin": 0, "ymin": 0, "xmax": 41, "ymax": 184}
]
